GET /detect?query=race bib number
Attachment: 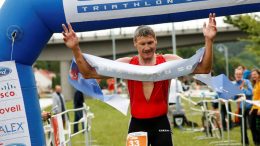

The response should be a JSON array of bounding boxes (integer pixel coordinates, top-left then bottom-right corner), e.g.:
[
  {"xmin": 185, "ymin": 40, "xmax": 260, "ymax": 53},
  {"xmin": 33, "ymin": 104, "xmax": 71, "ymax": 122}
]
[{"xmin": 126, "ymin": 132, "xmax": 147, "ymax": 146}]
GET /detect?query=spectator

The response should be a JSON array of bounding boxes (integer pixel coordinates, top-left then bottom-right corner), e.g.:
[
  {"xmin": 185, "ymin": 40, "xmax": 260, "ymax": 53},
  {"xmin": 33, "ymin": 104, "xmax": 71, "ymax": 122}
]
[
  {"xmin": 237, "ymin": 65, "xmax": 251, "ymax": 80},
  {"xmin": 73, "ymin": 90, "xmax": 85, "ymax": 133},
  {"xmin": 220, "ymin": 101, "xmax": 232, "ymax": 131},
  {"xmin": 233, "ymin": 68, "xmax": 253, "ymax": 145},
  {"xmin": 168, "ymin": 78, "xmax": 183, "ymax": 126},
  {"xmin": 168, "ymin": 78, "xmax": 183, "ymax": 105},
  {"xmin": 52, "ymin": 85, "xmax": 67, "ymax": 126},
  {"xmin": 249, "ymin": 68, "xmax": 260, "ymax": 145},
  {"xmin": 107, "ymin": 78, "xmax": 115, "ymax": 94},
  {"xmin": 41, "ymin": 111, "xmax": 51, "ymax": 122}
]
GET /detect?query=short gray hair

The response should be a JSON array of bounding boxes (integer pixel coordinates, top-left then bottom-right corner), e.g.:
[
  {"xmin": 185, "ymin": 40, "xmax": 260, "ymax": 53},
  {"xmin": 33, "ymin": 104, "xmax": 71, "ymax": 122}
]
[
  {"xmin": 133, "ymin": 25, "xmax": 156, "ymax": 42},
  {"xmin": 235, "ymin": 68, "xmax": 243, "ymax": 74}
]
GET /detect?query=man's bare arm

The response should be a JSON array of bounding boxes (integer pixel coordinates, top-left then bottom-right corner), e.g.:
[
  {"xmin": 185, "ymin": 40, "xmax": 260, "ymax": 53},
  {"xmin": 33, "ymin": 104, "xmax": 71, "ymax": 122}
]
[
  {"xmin": 164, "ymin": 14, "xmax": 216, "ymax": 74},
  {"xmin": 62, "ymin": 23, "xmax": 106, "ymax": 79},
  {"xmin": 193, "ymin": 13, "xmax": 217, "ymax": 74},
  {"xmin": 62, "ymin": 23, "xmax": 132, "ymax": 79},
  {"xmin": 163, "ymin": 54, "xmax": 183, "ymax": 61},
  {"xmin": 116, "ymin": 57, "xmax": 132, "ymax": 63}
]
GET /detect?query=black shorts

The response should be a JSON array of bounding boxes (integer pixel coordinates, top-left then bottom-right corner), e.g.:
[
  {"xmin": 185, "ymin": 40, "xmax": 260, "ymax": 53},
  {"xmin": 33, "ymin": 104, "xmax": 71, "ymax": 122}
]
[{"xmin": 128, "ymin": 115, "xmax": 173, "ymax": 146}]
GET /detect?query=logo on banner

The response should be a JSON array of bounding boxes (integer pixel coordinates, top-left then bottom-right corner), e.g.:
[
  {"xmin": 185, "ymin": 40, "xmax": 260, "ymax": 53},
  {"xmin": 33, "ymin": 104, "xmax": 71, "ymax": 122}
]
[
  {"xmin": 0, "ymin": 61, "xmax": 30, "ymax": 144},
  {"xmin": 0, "ymin": 104, "xmax": 22, "ymax": 115},
  {"xmin": 0, "ymin": 67, "xmax": 12, "ymax": 77},
  {"xmin": 0, "ymin": 122, "xmax": 25, "ymax": 137},
  {"xmin": 76, "ymin": 0, "xmax": 207, "ymax": 13},
  {"xmin": 0, "ymin": 82, "xmax": 17, "ymax": 99},
  {"xmin": 77, "ymin": 0, "xmax": 177, "ymax": 13}
]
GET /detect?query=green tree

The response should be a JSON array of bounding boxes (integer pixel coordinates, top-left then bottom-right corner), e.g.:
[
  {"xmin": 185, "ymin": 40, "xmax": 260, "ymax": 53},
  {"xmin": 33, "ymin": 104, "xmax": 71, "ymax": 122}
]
[
  {"xmin": 224, "ymin": 14, "xmax": 260, "ymax": 68},
  {"xmin": 34, "ymin": 61, "xmax": 60, "ymax": 73},
  {"xmin": 34, "ymin": 61, "xmax": 61, "ymax": 87}
]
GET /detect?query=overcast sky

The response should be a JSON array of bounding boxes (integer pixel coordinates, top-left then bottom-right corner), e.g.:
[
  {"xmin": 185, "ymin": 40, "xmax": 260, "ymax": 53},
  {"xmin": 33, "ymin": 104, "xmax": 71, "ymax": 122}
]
[{"xmin": 0, "ymin": 0, "xmax": 3, "ymax": 7}]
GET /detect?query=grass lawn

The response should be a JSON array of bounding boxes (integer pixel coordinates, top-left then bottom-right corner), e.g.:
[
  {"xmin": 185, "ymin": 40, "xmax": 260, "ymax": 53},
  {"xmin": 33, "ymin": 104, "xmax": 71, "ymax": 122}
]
[{"xmin": 45, "ymin": 97, "xmax": 255, "ymax": 146}]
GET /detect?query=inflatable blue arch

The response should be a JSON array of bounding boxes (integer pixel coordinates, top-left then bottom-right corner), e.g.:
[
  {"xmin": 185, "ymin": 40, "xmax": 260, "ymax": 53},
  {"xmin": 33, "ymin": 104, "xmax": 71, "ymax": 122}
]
[{"xmin": 0, "ymin": 0, "xmax": 259, "ymax": 145}]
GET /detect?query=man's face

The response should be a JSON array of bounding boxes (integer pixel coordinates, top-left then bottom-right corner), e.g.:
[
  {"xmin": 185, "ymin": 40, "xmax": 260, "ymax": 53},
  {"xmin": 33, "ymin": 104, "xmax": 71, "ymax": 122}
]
[
  {"xmin": 234, "ymin": 69, "xmax": 243, "ymax": 81},
  {"xmin": 55, "ymin": 86, "xmax": 62, "ymax": 93},
  {"xmin": 134, "ymin": 35, "xmax": 157, "ymax": 60}
]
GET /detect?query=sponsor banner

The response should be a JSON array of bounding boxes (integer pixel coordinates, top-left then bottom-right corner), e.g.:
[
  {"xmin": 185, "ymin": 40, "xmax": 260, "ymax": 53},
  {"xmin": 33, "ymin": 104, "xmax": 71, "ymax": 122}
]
[
  {"xmin": 0, "ymin": 100, "xmax": 23, "ymax": 118},
  {"xmin": 0, "ymin": 119, "xmax": 29, "ymax": 145},
  {"xmin": 0, "ymin": 80, "xmax": 23, "ymax": 100},
  {"xmin": 0, "ymin": 61, "xmax": 30, "ymax": 146},
  {"xmin": 63, "ymin": 0, "xmax": 259, "ymax": 23}
]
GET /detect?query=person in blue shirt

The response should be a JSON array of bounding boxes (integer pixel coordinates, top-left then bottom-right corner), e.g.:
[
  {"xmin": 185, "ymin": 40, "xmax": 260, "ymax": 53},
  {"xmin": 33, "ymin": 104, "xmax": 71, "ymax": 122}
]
[
  {"xmin": 237, "ymin": 65, "xmax": 251, "ymax": 80},
  {"xmin": 233, "ymin": 68, "xmax": 253, "ymax": 145}
]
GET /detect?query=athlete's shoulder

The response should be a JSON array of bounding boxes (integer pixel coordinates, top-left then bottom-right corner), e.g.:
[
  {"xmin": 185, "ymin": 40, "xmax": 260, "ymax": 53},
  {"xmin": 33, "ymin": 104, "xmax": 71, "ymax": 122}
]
[
  {"xmin": 116, "ymin": 57, "xmax": 132, "ymax": 63},
  {"xmin": 163, "ymin": 54, "xmax": 183, "ymax": 62}
]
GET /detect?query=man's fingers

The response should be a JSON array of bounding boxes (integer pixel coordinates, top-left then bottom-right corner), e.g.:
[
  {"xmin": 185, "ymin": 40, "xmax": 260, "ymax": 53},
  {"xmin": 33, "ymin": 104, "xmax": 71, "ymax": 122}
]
[
  {"xmin": 209, "ymin": 13, "xmax": 212, "ymax": 23},
  {"xmin": 62, "ymin": 24, "xmax": 68, "ymax": 33},
  {"xmin": 67, "ymin": 22, "xmax": 73, "ymax": 32},
  {"xmin": 209, "ymin": 13, "xmax": 216, "ymax": 25},
  {"xmin": 203, "ymin": 22, "xmax": 206, "ymax": 29},
  {"xmin": 213, "ymin": 18, "xmax": 216, "ymax": 26},
  {"xmin": 62, "ymin": 31, "xmax": 67, "ymax": 37},
  {"xmin": 212, "ymin": 13, "xmax": 216, "ymax": 25},
  {"xmin": 212, "ymin": 13, "xmax": 216, "ymax": 18}
]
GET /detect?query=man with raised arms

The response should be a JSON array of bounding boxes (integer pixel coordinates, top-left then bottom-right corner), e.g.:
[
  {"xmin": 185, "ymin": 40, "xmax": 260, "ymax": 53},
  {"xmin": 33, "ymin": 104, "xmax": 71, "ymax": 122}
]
[{"xmin": 62, "ymin": 13, "xmax": 217, "ymax": 146}]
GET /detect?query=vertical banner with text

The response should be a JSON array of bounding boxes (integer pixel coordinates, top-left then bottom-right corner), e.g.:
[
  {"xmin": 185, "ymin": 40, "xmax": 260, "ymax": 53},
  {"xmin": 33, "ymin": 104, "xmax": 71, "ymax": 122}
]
[{"xmin": 0, "ymin": 61, "xmax": 31, "ymax": 146}]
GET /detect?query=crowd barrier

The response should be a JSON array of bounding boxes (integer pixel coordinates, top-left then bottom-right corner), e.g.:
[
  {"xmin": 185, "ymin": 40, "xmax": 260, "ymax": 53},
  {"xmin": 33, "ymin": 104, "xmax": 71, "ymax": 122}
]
[
  {"xmin": 43, "ymin": 103, "xmax": 94, "ymax": 146},
  {"xmin": 179, "ymin": 92, "xmax": 260, "ymax": 146},
  {"xmin": 179, "ymin": 93, "xmax": 222, "ymax": 140}
]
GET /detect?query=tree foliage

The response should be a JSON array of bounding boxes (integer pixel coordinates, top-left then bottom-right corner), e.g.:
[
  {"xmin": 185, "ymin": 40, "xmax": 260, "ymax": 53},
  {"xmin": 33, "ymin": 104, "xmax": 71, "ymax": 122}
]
[
  {"xmin": 224, "ymin": 14, "xmax": 260, "ymax": 68},
  {"xmin": 34, "ymin": 61, "xmax": 61, "ymax": 87}
]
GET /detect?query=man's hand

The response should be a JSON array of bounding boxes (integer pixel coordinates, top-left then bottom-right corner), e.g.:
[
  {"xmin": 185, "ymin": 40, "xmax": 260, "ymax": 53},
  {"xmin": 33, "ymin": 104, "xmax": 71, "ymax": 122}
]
[
  {"xmin": 203, "ymin": 13, "xmax": 217, "ymax": 40},
  {"xmin": 42, "ymin": 111, "xmax": 51, "ymax": 121},
  {"xmin": 239, "ymin": 80, "xmax": 245, "ymax": 89},
  {"xmin": 62, "ymin": 23, "xmax": 79, "ymax": 50}
]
